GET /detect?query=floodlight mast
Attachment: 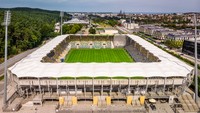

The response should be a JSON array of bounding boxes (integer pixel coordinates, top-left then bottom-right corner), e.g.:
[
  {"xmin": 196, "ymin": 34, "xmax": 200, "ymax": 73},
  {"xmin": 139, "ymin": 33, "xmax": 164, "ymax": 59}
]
[
  {"xmin": 60, "ymin": 11, "xmax": 64, "ymax": 35},
  {"xmin": 1, "ymin": 10, "xmax": 11, "ymax": 107},
  {"xmin": 194, "ymin": 14, "xmax": 198, "ymax": 103}
]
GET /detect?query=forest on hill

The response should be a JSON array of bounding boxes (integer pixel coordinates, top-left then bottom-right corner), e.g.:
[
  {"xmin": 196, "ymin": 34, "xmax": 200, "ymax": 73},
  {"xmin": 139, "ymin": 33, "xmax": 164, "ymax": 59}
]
[{"xmin": 0, "ymin": 7, "xmax": 71, "ymax": 63}]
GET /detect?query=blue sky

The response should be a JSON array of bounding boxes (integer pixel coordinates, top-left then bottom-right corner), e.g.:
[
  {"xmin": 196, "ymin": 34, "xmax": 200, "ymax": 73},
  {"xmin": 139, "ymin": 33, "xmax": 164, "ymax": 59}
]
[{"xmin": 0, "ymin": 0, "xmax": 200, "ymax": 13}]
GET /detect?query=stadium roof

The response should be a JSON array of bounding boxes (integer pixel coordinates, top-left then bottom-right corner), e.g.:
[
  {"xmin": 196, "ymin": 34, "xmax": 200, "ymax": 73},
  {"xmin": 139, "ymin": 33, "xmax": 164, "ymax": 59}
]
[
  {"xmin": 9, "ymin": 34, "xmax": 193, "ymax": 78},
  {"xmin": 63, "ymin": 18, "xmax": 89, "ymax": 24}
]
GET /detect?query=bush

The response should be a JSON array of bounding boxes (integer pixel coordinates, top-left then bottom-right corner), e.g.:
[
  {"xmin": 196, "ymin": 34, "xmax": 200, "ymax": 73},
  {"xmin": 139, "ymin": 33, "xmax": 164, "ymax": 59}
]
[
  {"xmin": 164, "ymin": 40, "xmax": 183, "ymax": 49},
  {"xmin": 89, "ymin": 27, "xmax": 96, "ymax": 34},
  {"xmin": 62, "ymin": 24, "xmax": 83, "ymax": 34}
]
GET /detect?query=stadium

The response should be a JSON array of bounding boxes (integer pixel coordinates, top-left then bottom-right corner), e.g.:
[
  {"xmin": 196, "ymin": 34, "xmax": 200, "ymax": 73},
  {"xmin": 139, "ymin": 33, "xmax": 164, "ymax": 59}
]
[{"xmin": 7, "ymin": 34, "xmax": 194, "ymax": 105}]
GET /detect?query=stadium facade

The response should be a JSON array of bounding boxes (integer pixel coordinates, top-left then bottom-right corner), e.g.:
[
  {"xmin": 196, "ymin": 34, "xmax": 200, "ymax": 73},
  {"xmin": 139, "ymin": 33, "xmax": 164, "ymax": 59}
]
[{"xmin": 8, "ymin": 34, "xmax": 194, "ymax": 103}]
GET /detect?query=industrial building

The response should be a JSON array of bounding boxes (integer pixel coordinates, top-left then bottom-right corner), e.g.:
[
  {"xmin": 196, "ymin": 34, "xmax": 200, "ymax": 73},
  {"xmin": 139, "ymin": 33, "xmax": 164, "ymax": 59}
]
[{"xmin": 182, "ymin": 39, "xmax": 200, "ymax": 58}]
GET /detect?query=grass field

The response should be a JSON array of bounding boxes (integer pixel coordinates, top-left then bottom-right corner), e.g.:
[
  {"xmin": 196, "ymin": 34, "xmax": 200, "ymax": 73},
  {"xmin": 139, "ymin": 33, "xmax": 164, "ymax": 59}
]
[{"xmin": 65, "ymin": 48, "xmax": 134, "ymax": 63}]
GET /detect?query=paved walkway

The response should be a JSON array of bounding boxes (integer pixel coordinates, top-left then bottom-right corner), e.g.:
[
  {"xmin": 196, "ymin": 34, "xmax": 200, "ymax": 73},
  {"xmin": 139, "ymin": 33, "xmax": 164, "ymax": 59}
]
[
  {"xmin": 0, "ymin": 96, "xmax": 57, "ymax": 113},
  {"xmin": 116, "ymin": 26, "xmax": 132, "ymax": 34},
  {"xmin": 149, "ymin": 103, "xmax": 174, "ymax": 113}
]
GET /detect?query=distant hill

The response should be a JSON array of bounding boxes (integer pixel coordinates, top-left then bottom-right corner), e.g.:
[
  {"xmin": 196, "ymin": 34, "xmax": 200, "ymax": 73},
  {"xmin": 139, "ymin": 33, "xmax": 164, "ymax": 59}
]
[
  {"xmin": 183, "ymin": 12, "xmax": 200, "ymax": 15},
  {"xmin": 0, "ymin": 7, "xmax": 71, "ymax": 19},
  {"xmin": 0, "ymin": 7, "xmax": 71, "ymax": 63}
]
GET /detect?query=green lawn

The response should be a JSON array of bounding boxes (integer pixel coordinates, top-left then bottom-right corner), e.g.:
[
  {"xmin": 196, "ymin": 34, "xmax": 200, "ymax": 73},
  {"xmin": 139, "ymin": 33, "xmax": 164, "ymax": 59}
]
[{"xmin": 65, "ymin": 48, "xmax": 134, "ymax": 63}]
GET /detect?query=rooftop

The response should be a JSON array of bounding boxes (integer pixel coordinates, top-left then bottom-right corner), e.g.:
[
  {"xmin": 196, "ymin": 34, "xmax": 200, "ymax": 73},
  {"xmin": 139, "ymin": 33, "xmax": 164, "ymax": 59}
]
[{"xmin": 187, "ymin": 38, "xmax": 200, "ymax": 43}]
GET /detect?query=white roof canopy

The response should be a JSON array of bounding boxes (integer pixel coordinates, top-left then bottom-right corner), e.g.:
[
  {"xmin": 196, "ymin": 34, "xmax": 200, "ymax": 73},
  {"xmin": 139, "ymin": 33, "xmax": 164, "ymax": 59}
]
[
  {"xmin": 64, "ymin": 18, "xmax": 89, "ymax": 24},
  {"xmin": 9, "ymin": 34, "xmax": 193, "ymax": 78}
]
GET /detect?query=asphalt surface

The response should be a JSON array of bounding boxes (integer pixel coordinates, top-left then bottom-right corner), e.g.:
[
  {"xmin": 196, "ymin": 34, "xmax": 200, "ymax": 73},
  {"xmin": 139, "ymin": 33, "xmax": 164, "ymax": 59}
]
[
  {"xmin": 0, "ymin": 48, "xmax": 38, "ymax": 76},
  {"xmin": 174, "ymin": 51, "xmax": 200, "ymax": 65},
  {"xmin": 116, "ymin": 26, "xmax": 133, "ymax": 34},
  {"xmin": 0, "ymin": 38, "xmax": 54, "ymax": 77}
]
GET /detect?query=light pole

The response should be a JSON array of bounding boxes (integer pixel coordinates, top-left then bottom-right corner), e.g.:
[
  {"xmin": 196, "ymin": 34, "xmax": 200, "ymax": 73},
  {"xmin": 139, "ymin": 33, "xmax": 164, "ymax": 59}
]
[
  {"xmin": 1, "ymin": 10, "xmax": 11, "ymax": 107},
  {"xmin": 60, "ymin": 11, "xmax": 64, "ymax": 35},
  {"xmin": 194, "ymin": 14, "xmax": 198, "ymax": 103}
]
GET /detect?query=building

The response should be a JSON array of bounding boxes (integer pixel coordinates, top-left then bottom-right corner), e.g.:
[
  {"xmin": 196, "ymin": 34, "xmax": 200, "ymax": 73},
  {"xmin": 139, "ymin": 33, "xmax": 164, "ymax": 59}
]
[
  {"xmin": 124, "ymin": 23, "xmax": 139, "ymax": 30},
  {"xmin": 153, "ymin": 29, "xmax": 174, "ymax": 40},
  {"xmin": 182, "ymin": 39, "xmax": 200, "ymax": 58},
  {"xmin": 166, "ymin": 33, "xmax": 195, "ymax": 41},
  {"xmin": 139, "ymin": 24, "xmax": 199, "ymax": 41},
  {"xmin": 139, "ymin": 25, "xmax": 158, "ymax": 34},
  {"xmin": 120, "ymin": 19, "xmax": 139, "ymax": 30},
  {"xmin": 54, "ymin": 23, "xmax": 60, "ymax": 33}
]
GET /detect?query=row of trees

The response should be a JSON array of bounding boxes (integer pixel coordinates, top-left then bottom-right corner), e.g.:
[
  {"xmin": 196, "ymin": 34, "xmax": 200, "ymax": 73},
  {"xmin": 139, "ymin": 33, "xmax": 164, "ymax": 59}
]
[
  {"xmin": 62, "ymin": 24, "xmax": 83, "ymax": 34},
  {"xmin": 164, "ymin": 40, "xmax": 184, "ymax": 49},
  {"xmin": 92, "ymin": 16, "xmax": 119, "ymax": 27},
  {"xmin": 0, "ymin": 8, "xmax": 70, "ymax": 63}
]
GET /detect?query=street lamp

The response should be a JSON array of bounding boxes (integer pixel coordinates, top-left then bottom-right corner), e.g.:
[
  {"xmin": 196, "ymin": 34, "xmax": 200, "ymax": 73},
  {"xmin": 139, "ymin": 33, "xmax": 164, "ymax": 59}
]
[
  {"xmin": 60, "ymin": 11, "xmax": 64, "ymax": 35},
  {"xmin": 194, "ymin": 14, "xmax": 198, "ymax": 103},
  {"xmin": 1, "ymin": 10, "xmax": 11, "ymax": 107}
]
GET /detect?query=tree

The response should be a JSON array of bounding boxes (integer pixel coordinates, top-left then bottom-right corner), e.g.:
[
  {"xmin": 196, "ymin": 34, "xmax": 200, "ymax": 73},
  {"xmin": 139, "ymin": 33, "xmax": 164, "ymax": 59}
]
[
  {"xmin": 40, "ymin": 23, "xmax": 54, "ymax": 39},
  {"xmin": 63, "ymin": 24, "xmax": 83, "ymax": 34},
  {"xmin": 0, "ymin": 7, "xmax": 71, "ymax": 63},
  {"xmin": 89, "ymin": 27, "xmax": 96, "ymax": 34},
  {"xmin": 62, "ymin": 24, "xmax": 72, "ymax": 34},
  {"xmin": 108, "ymin": 20, "xmax": 118, "ymax": 27},
  {"xmin": 69, "ymin": 27, "xmax": 77, "ymax": 34},
  {"xmin": 164, "ymin": 40, "xmax": 183, "ymax": 49}
]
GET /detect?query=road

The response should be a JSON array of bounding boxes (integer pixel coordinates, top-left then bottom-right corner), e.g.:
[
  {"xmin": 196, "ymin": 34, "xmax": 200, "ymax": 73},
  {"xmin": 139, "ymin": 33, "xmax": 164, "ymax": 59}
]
[
  {"xmin": 0, "ymin": 38, "xmax": 55, "ymax": 77},
  {"xmin": 116, "ymin": 26, "xmax": 133, "ymax": 34},
  {"xmin": 177, "ymin": 52, "xmax": 200, "ymax": 65},
  {"xmin": 176, "ymin": 52, "xmax": 200, "ymax": 74},
  {"xmin": 0, "ymin": 48, "xmax": 38, "ymax": 76},
  {"xmin": 0, "ymin": 38, "xmax": 53, "ymax": 77}
]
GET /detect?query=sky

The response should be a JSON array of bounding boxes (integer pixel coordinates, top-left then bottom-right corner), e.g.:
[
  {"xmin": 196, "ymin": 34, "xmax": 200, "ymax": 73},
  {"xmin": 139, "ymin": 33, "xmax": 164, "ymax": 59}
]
[{"xmin": 0, "ymin": 0, "xmax": 200, "ymax": 13}]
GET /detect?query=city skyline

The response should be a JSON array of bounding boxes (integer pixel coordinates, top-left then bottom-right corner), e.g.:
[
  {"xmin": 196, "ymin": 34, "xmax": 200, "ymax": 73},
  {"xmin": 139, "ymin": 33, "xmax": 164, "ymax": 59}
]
[{"xmin": 0, "ymin": 0, "xmax": 200, "ymax": 13}]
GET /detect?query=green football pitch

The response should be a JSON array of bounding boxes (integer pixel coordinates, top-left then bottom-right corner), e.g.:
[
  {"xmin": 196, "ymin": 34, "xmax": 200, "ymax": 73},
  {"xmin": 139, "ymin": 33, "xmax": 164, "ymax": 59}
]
[{"xmin": 65, "ymin": 48, "xmax": 134, "ymax": 63}]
